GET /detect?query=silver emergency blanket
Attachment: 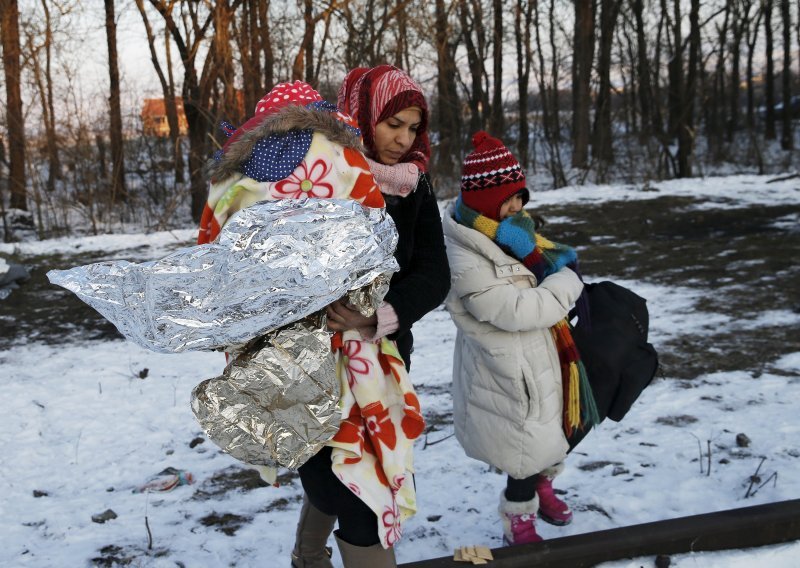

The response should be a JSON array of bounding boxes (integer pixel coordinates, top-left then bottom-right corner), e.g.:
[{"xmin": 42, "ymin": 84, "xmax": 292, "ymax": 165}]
[
  {"xmin": 47, "ymin": 199, "xmax": 399, "ymax": 353},
  {"xmin": 191, "ymin": 278, "xmax": 389, "ymax": 470},
  {"xmin": 191, "ymin": 315, "xmax": 339, "ymax": 469}
]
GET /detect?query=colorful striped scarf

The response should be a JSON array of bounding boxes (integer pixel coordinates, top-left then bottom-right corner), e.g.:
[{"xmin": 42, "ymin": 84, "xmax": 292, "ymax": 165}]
[{"xmin": 454, "ymin": 196, "xmax": 599, "ymax": 436}]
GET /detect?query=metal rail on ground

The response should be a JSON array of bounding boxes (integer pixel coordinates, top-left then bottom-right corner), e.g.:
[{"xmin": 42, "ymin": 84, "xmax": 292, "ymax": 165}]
[{"xmin": 398, "ymin": 499, "xmax": 800, "ymax": 567}]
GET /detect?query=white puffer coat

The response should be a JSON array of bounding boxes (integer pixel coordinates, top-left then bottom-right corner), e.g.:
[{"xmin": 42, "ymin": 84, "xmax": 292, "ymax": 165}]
[{"xmin": 442, "ymin": 207, "xmax": 584, "ymax": 479}]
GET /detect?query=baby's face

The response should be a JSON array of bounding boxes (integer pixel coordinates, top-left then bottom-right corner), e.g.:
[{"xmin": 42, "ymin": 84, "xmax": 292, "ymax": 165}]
[{"xmin": 499, "ymin": 193, "xmax": 525, "ymax": 220}]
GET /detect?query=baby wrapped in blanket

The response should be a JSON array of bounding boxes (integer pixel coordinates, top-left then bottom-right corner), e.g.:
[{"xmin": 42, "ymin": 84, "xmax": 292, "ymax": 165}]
[{"xmin": 195, "ymin": 81, "xmax": 425, "ymax": 548}]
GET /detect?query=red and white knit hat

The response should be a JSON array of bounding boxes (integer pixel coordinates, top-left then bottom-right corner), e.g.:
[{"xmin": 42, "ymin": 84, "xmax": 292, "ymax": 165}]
[
  {"xmin": 221, "ymin": 81, "xmax": 324, "ymax": 150},
  {"xmin": 460, "ymin": 131, "xmax": 527, "ymax": 220}
]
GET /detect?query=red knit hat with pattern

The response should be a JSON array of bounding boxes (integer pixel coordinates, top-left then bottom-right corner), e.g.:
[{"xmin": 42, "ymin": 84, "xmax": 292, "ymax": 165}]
[{"xmin": 460, "ymin": 131, "xmax": 527, "ymax": 220}]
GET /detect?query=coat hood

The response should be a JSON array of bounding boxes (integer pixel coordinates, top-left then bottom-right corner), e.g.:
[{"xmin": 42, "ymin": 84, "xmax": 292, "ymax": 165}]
[{"xmin": 206, "ymin": 104, "xmax": 366, "ymax": 183}]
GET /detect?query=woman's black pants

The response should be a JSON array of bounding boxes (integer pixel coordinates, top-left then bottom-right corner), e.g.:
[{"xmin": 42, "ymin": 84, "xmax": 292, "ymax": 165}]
[{"xmin": 298, "ymin": 446, "xmax": 380, "ymax": 546}]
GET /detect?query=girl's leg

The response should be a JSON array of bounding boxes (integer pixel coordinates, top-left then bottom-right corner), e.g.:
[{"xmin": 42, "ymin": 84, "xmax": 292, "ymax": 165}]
[
  {"xmin": 500, "ymin": 474, "xmax": 542, "ymax": 545},
  {"xmin": 534, "ymin": 463, "xmax": 573, "ymax": 526},
  {"xmin": 505, "ymin": 473, "xmax": 538, "ymax": 503}
]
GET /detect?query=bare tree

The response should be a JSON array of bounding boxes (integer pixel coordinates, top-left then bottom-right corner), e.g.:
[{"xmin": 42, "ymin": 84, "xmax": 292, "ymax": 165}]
[
  {"xmin": 104, "ymin": 0, "xmax": 127, "ymax": 206},
  {"xmin": 744, "ymin": 0, "xmax": 762, "ymax": 130},
  {"xmin": 148, "ymin": 0, "xmax": 241, "ymax": 221},
  {"xmin": 631, "ymin": 0, "xmax": 663, "ymax": 143},
  {"xmin": 533, "ymin": 0, "xmax": 567, "ymax": 187},
  {"xmin": 592, "ymin": 0, "xmax": 622, "ymax": 164},
  {"xmin": 292, "ymin": 0, "xmax": 340, "ymax": 83},
  {"xmin": 459, "ymin": 0, "xmax": 490, "ymax": 135},
  {"xmin": 434, "ymin": 0, "xmax": 462, "ymax": 179},
  {"xmin": 1, "ymin": 0, "xmax": 27, "ymax": 212},
  {"xmin": 235, "ymin": 0, "xmax": 264, "ymax": 113},
  {"xmin": 677, "ymin": 0, "xmax": 700, "ymax": 177},
  {"xmin": 338, "ymin": 0, "xmax": 412, "ymax": 71},
  {"xmin": 572, "ymin": 0, "xmax": 595, "ymax": 167},
  {"xmin": 727, "ymin": 0, "xmax": 745, "ymax": 141},
  {"xmin": 764, "ymin": 0, "xmax": 776, "ymax": 139},
  {"xmin": 515, "ymin": 0, "xmax": 534, "ymax": 168},
  {"xmin": 488, "ymin": 0, "xmax": 505, "ymax": 136},
  {"xmin": 258, "ymin": 1, "xmax": 274, "ymax": 91},
  {"xmin": 135, "ymin": 0, "xmax": 184, "ymax": 183},
  {"xmin": 393, "ymin": 0, "xmax": 410, "ymax": 70},
  {"xmin": 708, "ymin": 0, "xmax": 730, "ymax": 155},
  {"xmin": 780, "ymin": 0, "xmax": 793, "ymax": 149},
  {"xmin": 38, "ymin": 0, "xmax": 60, "ymax": 193}
]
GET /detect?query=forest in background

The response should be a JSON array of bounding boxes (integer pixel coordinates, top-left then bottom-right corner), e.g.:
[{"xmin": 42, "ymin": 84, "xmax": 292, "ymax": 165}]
[{"xmin": 0, "ymin": 0, "xmax": 798, "ymax": 240}]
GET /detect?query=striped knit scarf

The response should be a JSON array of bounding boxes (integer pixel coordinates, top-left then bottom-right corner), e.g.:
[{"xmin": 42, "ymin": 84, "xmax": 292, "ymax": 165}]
[{"xmin": 454, "ymin": 197, "xmax": 599, "ymax": 437}]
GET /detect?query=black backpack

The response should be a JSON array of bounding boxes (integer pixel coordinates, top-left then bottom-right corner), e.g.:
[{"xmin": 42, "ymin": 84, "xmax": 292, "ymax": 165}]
[{"xmin": 568, "ymin": 281, "xmax": 659, "ymax": 449}]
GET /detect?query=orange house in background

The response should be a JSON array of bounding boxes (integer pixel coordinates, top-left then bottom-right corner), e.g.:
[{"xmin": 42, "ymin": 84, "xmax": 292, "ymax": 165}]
[{"xmin": 141, "ymin": 98, "xmax": 188, "ymax": 137}]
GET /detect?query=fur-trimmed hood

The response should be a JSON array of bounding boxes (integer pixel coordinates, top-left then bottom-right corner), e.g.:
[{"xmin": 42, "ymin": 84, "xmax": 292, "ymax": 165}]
[{"xmin": 206, "ymin": 104, "xmax": 366, "ymax": 183}]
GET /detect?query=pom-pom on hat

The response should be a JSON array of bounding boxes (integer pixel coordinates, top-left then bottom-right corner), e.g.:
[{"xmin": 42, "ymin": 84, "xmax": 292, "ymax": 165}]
[{"xmin": 460, "ymin": 131, "xmax": 527, "ymax": 220}]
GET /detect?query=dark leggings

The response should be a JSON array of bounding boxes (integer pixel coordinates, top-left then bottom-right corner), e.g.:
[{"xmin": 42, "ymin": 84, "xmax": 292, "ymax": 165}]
[
  {"xmin": 298, "ymin": 446, "xmax": 380, "ymax": 547},
  {"xmin": 505, "ymin": 472, "xmax": 539, "ymax": 503}
]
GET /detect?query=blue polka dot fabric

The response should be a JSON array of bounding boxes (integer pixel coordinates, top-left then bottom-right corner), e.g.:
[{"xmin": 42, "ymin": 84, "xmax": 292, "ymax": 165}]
[{"xmin": 239, "ymin": 129, "xmax": 313, "ymax": 182}]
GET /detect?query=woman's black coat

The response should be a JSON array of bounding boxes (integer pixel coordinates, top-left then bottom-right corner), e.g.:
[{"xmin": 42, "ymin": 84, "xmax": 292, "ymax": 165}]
[{"xmin": 382, "ymin": 173, "xmax": 450, "ymax": 369}]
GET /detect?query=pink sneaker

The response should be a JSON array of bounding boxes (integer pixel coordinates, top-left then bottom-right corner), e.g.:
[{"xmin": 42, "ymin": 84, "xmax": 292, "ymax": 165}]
[
  {"xmin": 534, "ymin": 476, "xmax": 573, "ymax": 526},
  {"xmin": 499, "ymin": 492, "xmax": 543, "ymax": 545}
]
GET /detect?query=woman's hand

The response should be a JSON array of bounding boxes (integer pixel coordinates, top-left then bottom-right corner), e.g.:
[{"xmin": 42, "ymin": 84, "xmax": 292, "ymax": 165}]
[{"xmin": 326, "ymin": 299, "xmax": 378, "ymax": 332}]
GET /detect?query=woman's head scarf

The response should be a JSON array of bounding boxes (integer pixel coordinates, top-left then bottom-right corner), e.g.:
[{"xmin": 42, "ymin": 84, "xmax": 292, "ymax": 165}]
[{"xmin": 337, "ymin": 65, "xmax": 430, "ymax": 172}]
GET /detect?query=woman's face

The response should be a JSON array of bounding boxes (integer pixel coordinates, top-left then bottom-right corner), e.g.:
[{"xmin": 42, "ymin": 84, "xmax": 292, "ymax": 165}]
[
  {"xmin": 373, "ymin": 106, "xmax": 422, "ymax": 165},
  {"xmin": 498, "ymin": 193, "xmax": 525, "ymax": 220}
]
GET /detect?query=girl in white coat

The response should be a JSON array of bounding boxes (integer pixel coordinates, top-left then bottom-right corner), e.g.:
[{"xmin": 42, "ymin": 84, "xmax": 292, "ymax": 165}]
[{"xmin": 443, "ymin": 132, "xmax": 597, "ymax": 545}]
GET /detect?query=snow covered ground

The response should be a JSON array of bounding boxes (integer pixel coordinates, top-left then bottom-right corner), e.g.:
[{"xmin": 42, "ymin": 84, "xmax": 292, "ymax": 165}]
[{"xmin": 1, "ymin": 174, "xmax": 799, "ymax": 567}]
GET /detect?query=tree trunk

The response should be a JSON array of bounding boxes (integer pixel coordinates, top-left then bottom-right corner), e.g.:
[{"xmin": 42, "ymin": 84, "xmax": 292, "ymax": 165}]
[
  {"xmin": 258, "ymin": 1, "xmax": 274, "ymax": 91},
  {"xmin": 632, "ymin": 0, "xmax": 655, "ymax": 141},
  {"xmin": 709, "ymin": 2, "xmax": 730, "ymax": 155},
  {"xmin": 780, "ymin": 0, "xmax": 793, "ymax": 149},
  {"xmin": 666, "ymin": 0, "xmax": 682, "ymax": 140},
  {"xmin": 1, "ymin": 0, "xmax": 27, "ymax": 211},
  {"xmin": 293, "ymin": 0, "xmax": 314, "ymax": 81},
  {"xmin": 150, "ymin": 0, "xmax": 227, "ymax": 222},
  {"xmin": 136, "ymin": 0, "xmax": 184, "ymax": 182},
  {"xmin": 533, "ymin": 0, "xmax": 566, "ymax": 187},
  {"xmin": 41, "ymin": 0, "xmax": 60, "ymax": 193},
  {"xmin": 394, "ymin": 0, "xmax": 409, "ymax": 69},
  {"xmin": 764, "ymin": 0, "xmax": 776, "ymax": 139},
  {"xmin": 515, "ymin": 0, "xmax": 533, "ymax": 169},
  {"xmin": 434, "ymin": 0, "xmax": 461, "ymax": 179},
  {"xmin": 592, "ymin": 0, "xmax": 621, "ymax": 163},
  {"xmin": 235, "ymin": 0, "xmax": 260, "ymax": 114},
  {"xmin": 677, "ymin": 0, "xmax": 700, "ymax": 177},
  {"xmin": 164, "ymin": 28, "xmax": 184, "ymax": 183},
  {"xmin": 489, "ymin": 0, "xmax": 505, "ymax": 136},
  {"xmin": 105, "ymin": 0, "xmax": 127, "ymax": 205},
  {"xmin": 728, "ymin": 2, "xmax": 744, "ymax": 141},
  {"xmin": 745, "ymin": 1, "xmax": 762, "ymax": 131},
  {"xmin": 460, "ymin": 0, "xmax": 489, "ymax": 134},
  {"xmin": 572, "ymin": 0, "xmax": 595, "ymax": 167}
]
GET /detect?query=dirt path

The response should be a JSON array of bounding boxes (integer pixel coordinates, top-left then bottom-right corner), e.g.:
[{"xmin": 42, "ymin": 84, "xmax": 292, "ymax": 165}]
[{"xmin": 543, "ymin": 195, "xmax": 800, "ymax": 379}]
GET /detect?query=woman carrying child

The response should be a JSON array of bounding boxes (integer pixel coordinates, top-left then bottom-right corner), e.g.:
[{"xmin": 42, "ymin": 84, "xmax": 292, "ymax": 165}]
[
  {"xmin": 443, "ymin": 132, "xmax": 595, "ymax": 545},
  {"xmin": 197, "ymin": 73, "xmax": 448, "ymax": 567},
  {"xmin": 290, "ymin": 66, "xmax": 450, "ymax": 567}
]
